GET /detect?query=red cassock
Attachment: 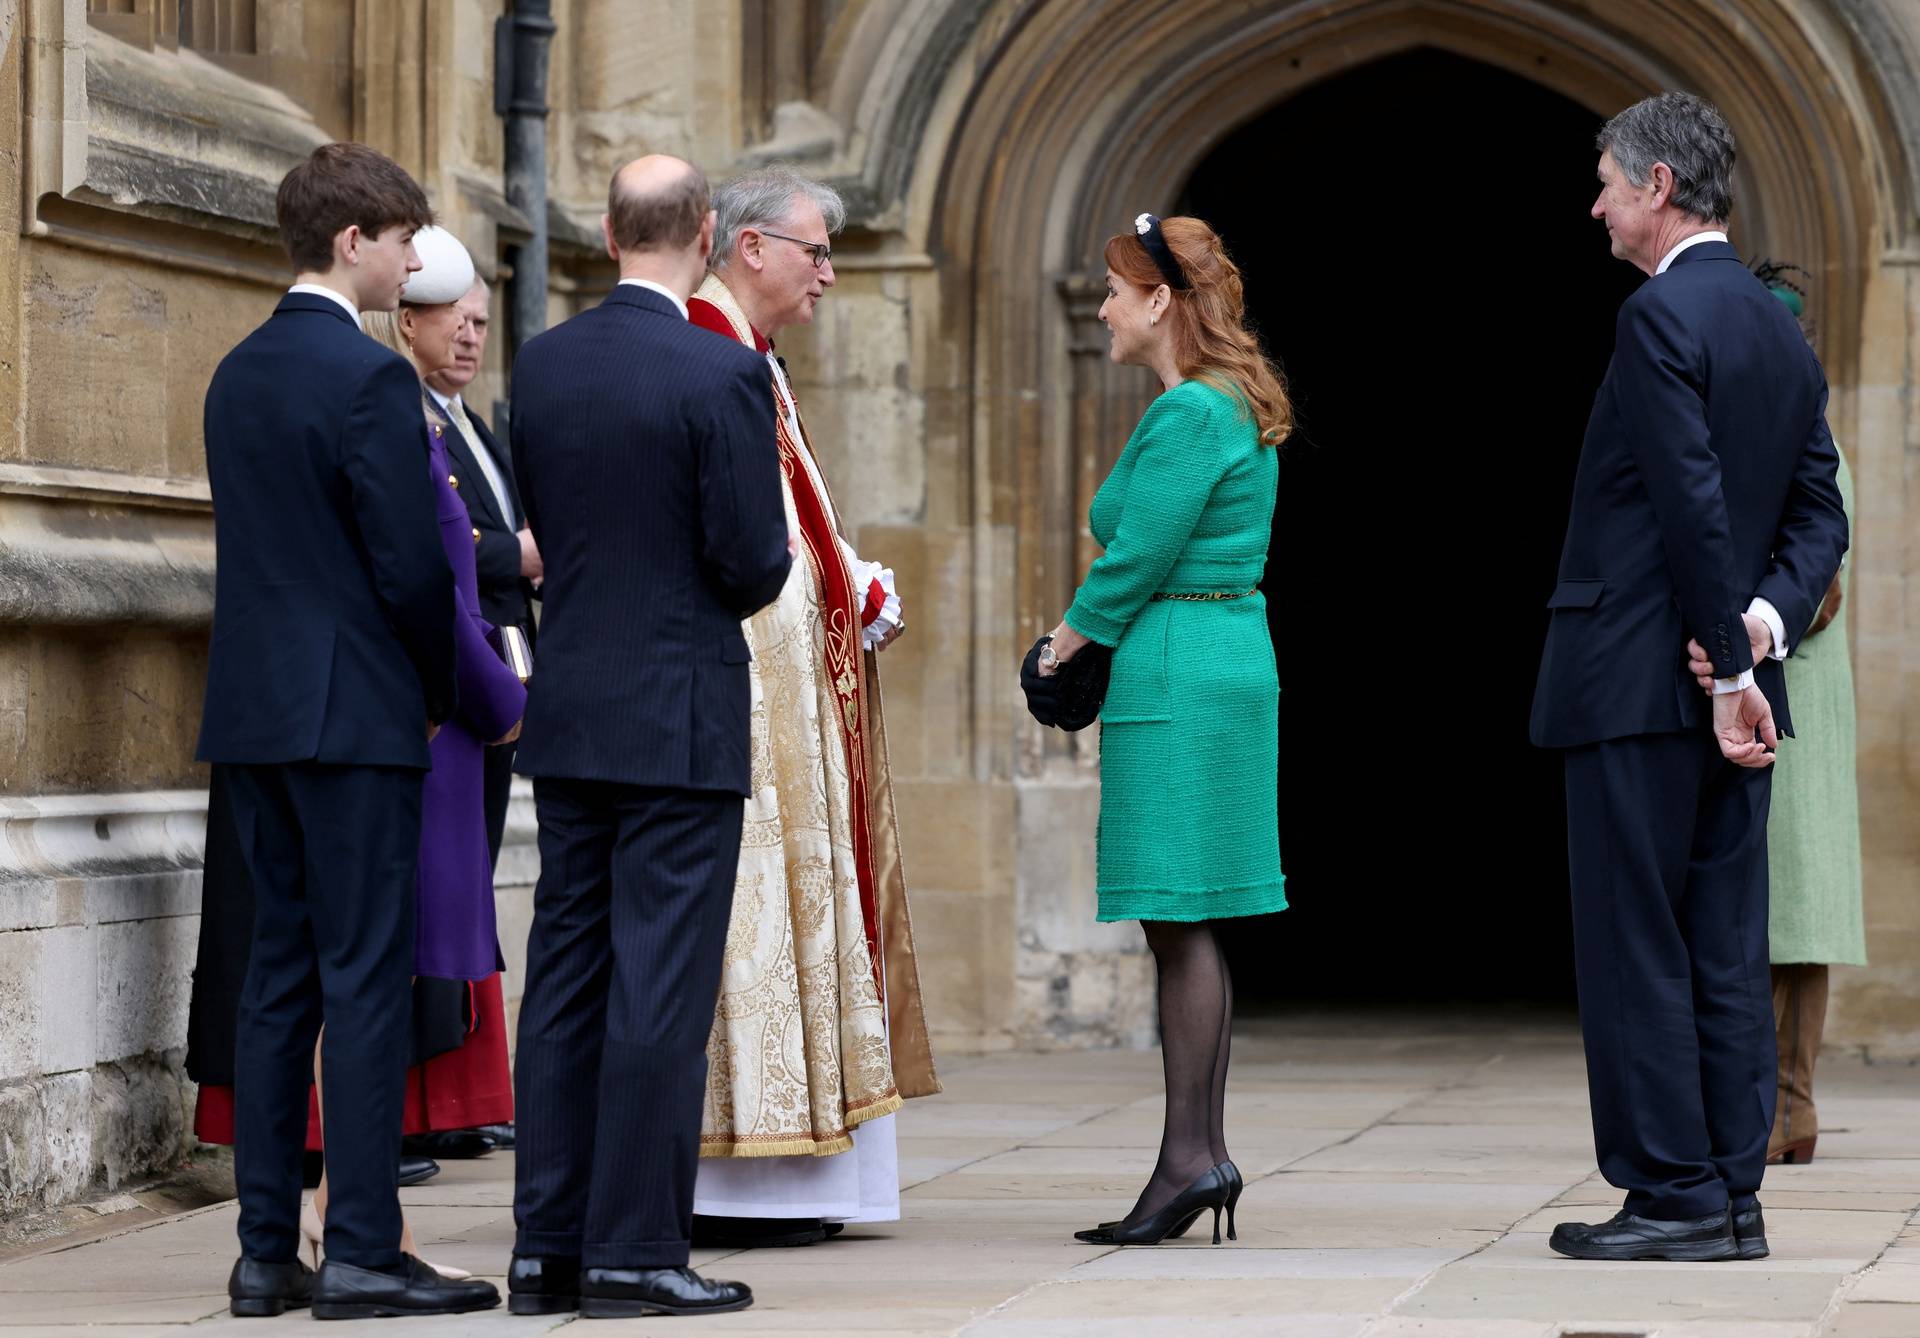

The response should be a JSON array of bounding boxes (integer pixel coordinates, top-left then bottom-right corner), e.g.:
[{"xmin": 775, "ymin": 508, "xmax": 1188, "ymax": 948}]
[{"xmin": 192, "ymin": 973, "xmax": 514, "ymax": 1148}]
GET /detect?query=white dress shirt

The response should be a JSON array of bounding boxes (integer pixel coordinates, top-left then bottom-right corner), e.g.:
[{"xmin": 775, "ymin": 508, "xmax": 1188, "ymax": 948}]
[
  {"xmin": 617, "ymin": 277, "xmax": 689, "ymax": 320},
  {"xmin": 288, "ymin": 283, "xmax": 361, "ymax": 327},
  {"xmin": 1654, "ymin": 230, "xmax": 1728, "ymax": 275}
]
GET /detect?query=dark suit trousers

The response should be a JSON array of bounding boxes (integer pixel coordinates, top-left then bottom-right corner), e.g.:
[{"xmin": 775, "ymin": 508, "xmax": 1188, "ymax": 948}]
[
  {"xmin": 512, "ymin": 778, "xmax": 743, "ymax": 1268},
  {"xmin": 224, "ymin": 761, "xmax": 420, "ymax": 1272},
  {"xmin": 483, "ymin": 739, "xmax": 516, "ymax": 867},
  {"xmin": 1563, "ymin": 732, "xmax": 1775, "ymax": 1220}
]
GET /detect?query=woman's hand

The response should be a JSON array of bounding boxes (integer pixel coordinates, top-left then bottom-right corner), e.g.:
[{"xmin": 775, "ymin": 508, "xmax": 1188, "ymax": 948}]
[{"xmin": 1039, "ymin": 621, "xmax": 1092, "ymax": 677}]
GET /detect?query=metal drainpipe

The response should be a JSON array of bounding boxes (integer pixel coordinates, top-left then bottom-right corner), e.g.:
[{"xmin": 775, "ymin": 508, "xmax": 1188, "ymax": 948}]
[{"xmin": 498, "ymin": 0, "xmax": 556, "ymax": 355}]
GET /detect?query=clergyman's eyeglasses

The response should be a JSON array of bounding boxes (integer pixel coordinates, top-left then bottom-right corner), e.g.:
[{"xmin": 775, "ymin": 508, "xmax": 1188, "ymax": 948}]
[{"xmin": 757, "ymin": 230, "xmax": 834, "ymax": 269}]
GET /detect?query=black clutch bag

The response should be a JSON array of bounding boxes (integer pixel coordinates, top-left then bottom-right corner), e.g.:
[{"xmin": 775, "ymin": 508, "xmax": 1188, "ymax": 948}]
[{"xmin": 1020, "ymin": 634, "xmax": 1112, "ymax": 732}]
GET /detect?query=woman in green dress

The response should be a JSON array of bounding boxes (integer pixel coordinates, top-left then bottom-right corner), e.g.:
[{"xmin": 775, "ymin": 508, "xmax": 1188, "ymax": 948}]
[
  {"xmin": 1765, "ymin": 446, "xmax": 1863, "ymax": 1165},
  {"xmin": 1040, "ymin": 214, "xmax": 1289, "ymax": 1246}
]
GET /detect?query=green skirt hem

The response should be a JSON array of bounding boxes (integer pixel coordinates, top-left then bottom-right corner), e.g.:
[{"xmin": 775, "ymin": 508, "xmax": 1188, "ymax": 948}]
[{"xmin": 1096, "ymin": 882, "xmax": 1287, "ymax": 924}]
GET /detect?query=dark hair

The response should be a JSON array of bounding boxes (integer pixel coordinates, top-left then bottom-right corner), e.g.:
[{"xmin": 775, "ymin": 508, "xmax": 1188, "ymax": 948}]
[
  {"xmin": 608, "ymin": 163, "xmax": 711, "ymax": 253},
  {"xmin": 275, "ymin": 142, "xmax": 434, "ymax": 273},
  {"xmin": 1597, "ymin": 92, "xmax": 1737, "ymax": 223},
  {"xmin": 1103, "ymin": 218, "xmax": 1293, "ymax": 447}
]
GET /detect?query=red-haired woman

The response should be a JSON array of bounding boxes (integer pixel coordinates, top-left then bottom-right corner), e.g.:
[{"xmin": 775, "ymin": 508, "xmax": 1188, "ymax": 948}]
[{"xmin": 1040, "ymin": 214, "xmax": 1290, "ymax": 1247}]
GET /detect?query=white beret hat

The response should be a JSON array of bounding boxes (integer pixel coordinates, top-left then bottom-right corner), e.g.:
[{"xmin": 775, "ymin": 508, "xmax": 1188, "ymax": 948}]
[{"xmin": 400, "ymin": 225, "xmax": 476, "ymax": 305}]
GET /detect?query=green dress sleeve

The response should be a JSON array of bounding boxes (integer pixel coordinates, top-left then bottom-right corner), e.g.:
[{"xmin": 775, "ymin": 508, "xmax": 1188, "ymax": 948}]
[{"xmin": 1065, "ymin": 385, "xmax": 1227, "ymax": 647}]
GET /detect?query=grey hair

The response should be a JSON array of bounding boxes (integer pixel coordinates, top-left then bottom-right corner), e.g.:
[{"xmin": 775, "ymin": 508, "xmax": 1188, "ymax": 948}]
[
  {"xmin": 710, "ymin": 164, "xmax": 846, "ymax": 271},
  {"xmin": 1597, "ymin": 92, "xmax": 1737, "ymax": 223}
]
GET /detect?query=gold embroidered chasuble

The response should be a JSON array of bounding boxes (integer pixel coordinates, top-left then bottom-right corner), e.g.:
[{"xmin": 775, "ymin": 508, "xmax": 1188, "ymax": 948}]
[{"xmin": 691, "ymin": 274, "xmax": 939, "ymax": 1159}]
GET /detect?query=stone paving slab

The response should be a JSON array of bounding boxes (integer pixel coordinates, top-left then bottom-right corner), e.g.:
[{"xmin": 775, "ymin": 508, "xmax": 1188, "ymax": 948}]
[{"xmin": 0, "ymin": 1013, "xmax": 1913, "ymax": 1336}]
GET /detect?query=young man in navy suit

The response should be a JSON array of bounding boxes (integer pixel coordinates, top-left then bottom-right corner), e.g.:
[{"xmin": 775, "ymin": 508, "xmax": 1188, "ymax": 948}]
[
  {"xmin": 200, "ymin": 142, "xmax": 498, "ymax": 1319},
  {"xmin": 506, "ymin": 155, "xmax": 792, "ymax": 1319},
  {"xmin": 1532, "ymin": 94, "xmax": 1848, "ymax": 1262}
]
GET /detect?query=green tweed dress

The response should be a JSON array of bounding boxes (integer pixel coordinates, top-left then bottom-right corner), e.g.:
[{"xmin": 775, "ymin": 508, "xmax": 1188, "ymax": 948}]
[
  {"xmin": 1767, "ymin": 449, "xmax": 1866, "ymax": 966},
  {"xmin": 1065, "ymin": 378, "xmax": 1285, "ymax": 923}
]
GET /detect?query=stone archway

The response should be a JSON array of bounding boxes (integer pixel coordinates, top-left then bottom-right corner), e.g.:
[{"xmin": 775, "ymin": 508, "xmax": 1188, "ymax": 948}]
[{"xmin": 867, "ymin": 0, "xmax": 1916, "ymax": 1045}]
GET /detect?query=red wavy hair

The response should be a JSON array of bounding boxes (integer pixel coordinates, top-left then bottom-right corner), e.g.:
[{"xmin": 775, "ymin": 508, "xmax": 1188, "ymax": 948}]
[{"xmin": 1104, "ymin": 217, "xmax": 1292, "ymax": 446}]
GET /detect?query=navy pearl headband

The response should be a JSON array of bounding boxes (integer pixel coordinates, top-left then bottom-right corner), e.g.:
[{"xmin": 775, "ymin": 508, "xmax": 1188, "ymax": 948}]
[{"xmin": 1133, "ymin": 213, "xmax": 1190, "ymax": 292}]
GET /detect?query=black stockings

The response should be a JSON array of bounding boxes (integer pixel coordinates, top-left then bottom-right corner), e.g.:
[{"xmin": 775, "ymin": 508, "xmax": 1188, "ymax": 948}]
[{"xmin": 1122, "ymin": 920, "xmax": 1234, "ymax": 1226}]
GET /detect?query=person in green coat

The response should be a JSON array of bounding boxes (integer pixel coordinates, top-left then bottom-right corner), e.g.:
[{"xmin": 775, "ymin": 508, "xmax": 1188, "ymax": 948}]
[
  {"xmin": 1040, "ymin": 214, "xmax": 1288, "ymax": 1247},
  {"xmin": 1688, "ymin": 266, "xmax": 1865, "ymax": 1166},
  {"xmin": 1766, "ymin": 447, "xmax": 1862, "ymax": 1164}
]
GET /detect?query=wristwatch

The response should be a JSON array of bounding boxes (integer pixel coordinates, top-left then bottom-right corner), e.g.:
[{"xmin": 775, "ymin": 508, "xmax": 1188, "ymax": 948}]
[{"xmin": 1038, "ymin": 640, "xmax": 1059, "ymax": 671}]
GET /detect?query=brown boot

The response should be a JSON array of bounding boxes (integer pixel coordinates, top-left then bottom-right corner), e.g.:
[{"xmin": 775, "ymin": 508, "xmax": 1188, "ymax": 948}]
[{"xmin": 1768, "ymin": 963, "xmax": 1827, "ymax": 1164}]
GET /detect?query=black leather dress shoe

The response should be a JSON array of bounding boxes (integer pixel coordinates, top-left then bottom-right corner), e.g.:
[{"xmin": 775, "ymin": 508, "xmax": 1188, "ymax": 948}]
[
  {"xmin": 402, "ymin": 1130, "xmax": 496, "ymax": 1160},
  {"xmin": 579, "ymin": 1266, "xmax": 752, "ymax": 1318},
  {"xmin": 507, "ymin": 1253, "xmax": 581, "ymax": 1316},
  {"xmin": 311, "ymin": 1255, "xmax": 500, "ymax": 1319},
  {"xmin": 397, "ymin": 1155, "xmax": 440, "ymax": 1187},
  {"xmin": 1549, "ymin": 1209, "xmax": 1737, "ymax": 1261},
  {"xmin": 228, "ymin": 1256, "xmax": 315, "ymax": 1317},
  {"xmin": 468, "ymin": 1122, "xmax": 516, "ymax": 1149},
  {"xmin": 1733, "ymin": 1203, "xmax": 1769, "ymax": 1259},
  {"xmin": 691, "ymin": 1214, "xmax": 826, "ymax": 1248}
]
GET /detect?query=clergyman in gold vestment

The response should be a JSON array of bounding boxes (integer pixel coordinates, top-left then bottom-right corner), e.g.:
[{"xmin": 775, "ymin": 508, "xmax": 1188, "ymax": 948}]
[{"xmin": 686, "ymin": 166, "xmax": 938, "ymax": 1244}]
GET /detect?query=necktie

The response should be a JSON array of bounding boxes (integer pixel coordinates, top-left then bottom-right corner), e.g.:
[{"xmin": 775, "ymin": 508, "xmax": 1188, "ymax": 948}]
[{"xmin": 445, "ymin": 397, "xmax": 517, "ymax": 528}]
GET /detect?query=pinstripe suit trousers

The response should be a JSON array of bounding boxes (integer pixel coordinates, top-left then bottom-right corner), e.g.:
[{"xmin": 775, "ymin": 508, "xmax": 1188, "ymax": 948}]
[{"xmin": 512, "ymin": 777, "xmax": 744, "ymax": 1267}]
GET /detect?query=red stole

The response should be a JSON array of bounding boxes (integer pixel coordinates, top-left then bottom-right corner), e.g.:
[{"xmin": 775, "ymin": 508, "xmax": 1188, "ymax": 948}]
[{"xmin": 689, "ymin": 296, "xmax": 884, "ymax": 993}]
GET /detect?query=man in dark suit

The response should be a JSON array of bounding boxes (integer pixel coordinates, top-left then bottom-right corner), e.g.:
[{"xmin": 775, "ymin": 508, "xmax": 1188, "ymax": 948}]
[
  {"xmin": 201, "ymin": 142, "xmax": 498, "ymax": 1319},
  {"xmin": 506, "ymin": 155, "xmax": 792, "ymax": 1320},
  {"xmin": 1532, "ymin": 93, "xmax": 1849, "ymax": 1263}
]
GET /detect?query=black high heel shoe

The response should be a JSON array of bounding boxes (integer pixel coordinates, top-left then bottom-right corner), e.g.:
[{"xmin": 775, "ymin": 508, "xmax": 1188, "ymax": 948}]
[
  {"xmin": 1097, "ymin": 1159, "xmax": 1244, "ymax": 1241},
  {"xmin": 1075, "ymin": 1165, "xmax": 1232, "ymax": 1246},
  {"xmin": 1220, "ymin": 1160, "xmax": 1243, "ymax": 1241}
]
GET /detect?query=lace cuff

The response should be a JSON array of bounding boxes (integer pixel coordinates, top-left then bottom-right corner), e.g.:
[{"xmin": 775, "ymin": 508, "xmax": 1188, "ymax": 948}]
[{"xmin": 850, "ymin": 557, "xmax": 902, "ymax": 649}]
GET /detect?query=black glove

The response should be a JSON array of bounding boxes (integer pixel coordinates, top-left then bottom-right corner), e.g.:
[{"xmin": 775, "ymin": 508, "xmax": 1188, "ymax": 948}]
[
  {"xmin": 1020, "ymin": 634, "xmax": 1111, "ymax": 732},
  {"xmin": 1021, "ymin": 636, "xmax": 1064, "ymax": 729}
]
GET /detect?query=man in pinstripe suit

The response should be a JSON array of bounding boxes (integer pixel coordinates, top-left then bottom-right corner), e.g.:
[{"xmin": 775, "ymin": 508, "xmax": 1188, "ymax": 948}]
[{"xmin": 506, "ymin": 156, "xmax": 793, "ymax": 1320}]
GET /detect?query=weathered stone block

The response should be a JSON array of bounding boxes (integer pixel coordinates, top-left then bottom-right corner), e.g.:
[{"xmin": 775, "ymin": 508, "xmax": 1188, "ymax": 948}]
[
  {"xmin": 0, "ymin": 928, "xmax": 43, "ymax": 1083},
  {"xmin": 87, "ymin": 867, "xmax": 200, "ymax": 925},
  {"xmin": 95, "ymin": 914, "xmax": 196, "ymax": 1065},
  {"xmin": 90, "ymin": 1050, "xmax": 191, "ymax": 1191},
  {"xmin": 0, "ymin": 1070, "xmax": 93, "ymax": 1216},
  {"xmin": 35, "ymin": 923, "xmax": 95, "ymax": 1075}
]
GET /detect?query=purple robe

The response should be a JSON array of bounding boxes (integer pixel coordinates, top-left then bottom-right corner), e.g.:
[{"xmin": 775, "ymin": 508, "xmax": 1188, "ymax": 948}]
[{"xmin": 417, "ymin": 421, "xmax": 527, "ymax": 980}]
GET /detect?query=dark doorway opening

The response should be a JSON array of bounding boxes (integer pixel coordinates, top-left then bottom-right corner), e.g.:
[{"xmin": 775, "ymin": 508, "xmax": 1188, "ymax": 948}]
[{"xmin": 1177, "ymin": 49, "xmax": 1640, "ymax": 1005}]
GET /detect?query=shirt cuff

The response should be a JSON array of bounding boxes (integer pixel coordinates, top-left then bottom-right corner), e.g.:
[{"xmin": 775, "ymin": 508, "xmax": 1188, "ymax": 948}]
[
  {"xmin": 1712, "ymin": 669, "xmax": 1756, "ymax": 695},
  {"xmin": 1747, "ymin": 597, "xmax": 1788, "ymax": 660}
]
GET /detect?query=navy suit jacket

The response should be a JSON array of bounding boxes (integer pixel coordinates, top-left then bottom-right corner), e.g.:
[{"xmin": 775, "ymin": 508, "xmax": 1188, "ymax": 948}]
[
  {"xmin": 443, "ymin": 402, "xmax": 536, "ymax": 641},
  {"xmin": 1531, "ymin": 241, "xmax": 1849, "ymax": 748},
  {"xmin": 509, "ymin": 284, "xmax": 791, "ymax": 795},
  {"xmin": 197, "ymin": 292, "xmax": 459, "ymax": 770}
]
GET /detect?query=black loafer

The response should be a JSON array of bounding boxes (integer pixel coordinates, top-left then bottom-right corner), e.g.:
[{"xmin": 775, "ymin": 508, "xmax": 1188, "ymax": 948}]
[
  {"xmin": 311, "ymin": 1255, "xmax": 500, "ymax": 1319},
  {"xmin": 579, "ymin": 1265, "xmax": 752, "ymax": 1318},
  {"xmin": 1733, "ymin": 1203, "xmax": 1769, "ymax": 1259},
  {"xmin": 397, "ymin": 1155, "xmax": 440, "ymax": 1188},
  {"xmin": 1549, "ymin": 1208, "xmax": 1737, "ymax": 1262},
  {"xmin": 228, "ymin": 1256, "xmax": 315, "ymax": 1317},
  {"xmin": 403, "ymin": 1130, "xmax": 497, "ymax": 1160},
  {"xmin": 507, "ymin": 1253, "xmax": 580, "ymax": 1316},
  {"xmin": 468, "ymin": 1122, "xmax": 516, "ymax": 1150},
  {"xmin": 691, "ymin": 1214, "xmax": 827, "ymax": 1248}
]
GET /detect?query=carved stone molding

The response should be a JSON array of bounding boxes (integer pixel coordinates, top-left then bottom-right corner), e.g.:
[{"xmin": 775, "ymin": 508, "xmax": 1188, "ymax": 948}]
[
  {"xmin": 0, "ymin": 789, "xmax": 207, "ymax": 891},
  {"xmin": 0, "ymin": 491, "xmax": 213, "ymax": 629},
  {"xmin": 25, "ymin": 10, "xmax": 328, "ymax": 248}
]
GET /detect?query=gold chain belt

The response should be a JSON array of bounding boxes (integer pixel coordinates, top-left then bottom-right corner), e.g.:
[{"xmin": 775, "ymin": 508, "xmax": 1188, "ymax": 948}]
[{"xmin": 1151, "ymin": 588, "xmax": 1258, "ymax": 602}]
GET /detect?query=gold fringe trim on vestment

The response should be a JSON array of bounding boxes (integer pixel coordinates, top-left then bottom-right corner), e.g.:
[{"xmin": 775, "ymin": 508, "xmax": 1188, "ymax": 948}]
[{"xmin": 697, "ymin": 1091, "xmax": 906, "ymax": 1159}]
